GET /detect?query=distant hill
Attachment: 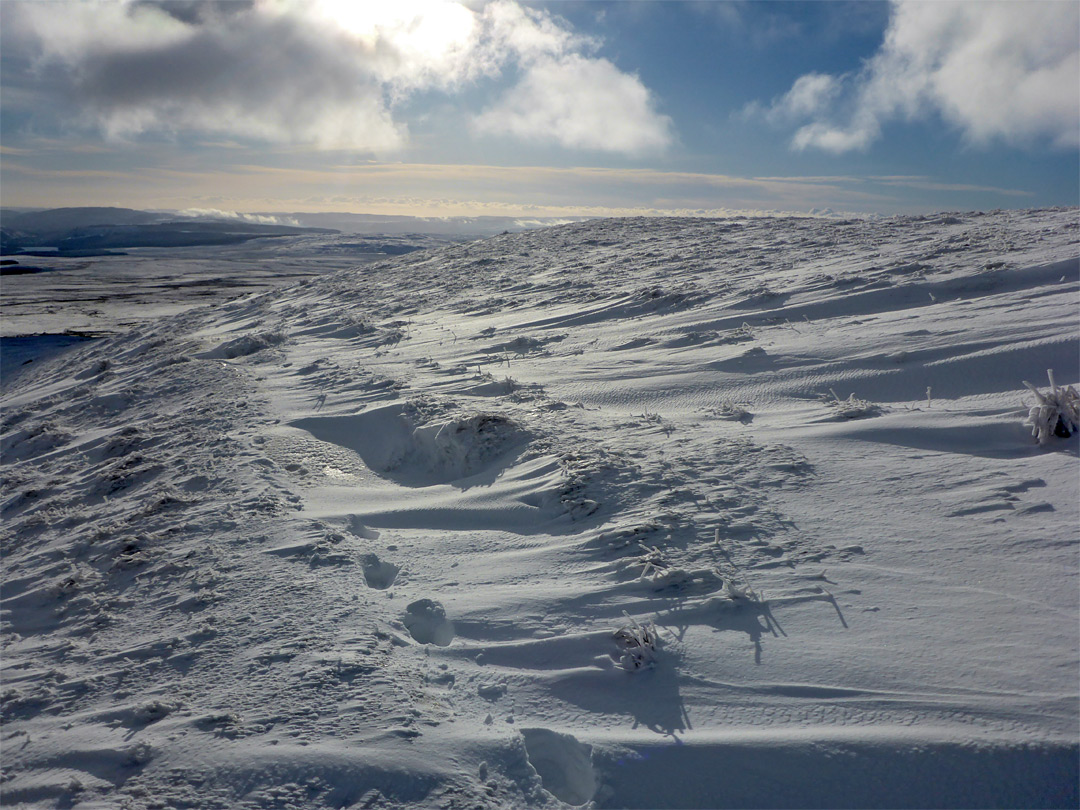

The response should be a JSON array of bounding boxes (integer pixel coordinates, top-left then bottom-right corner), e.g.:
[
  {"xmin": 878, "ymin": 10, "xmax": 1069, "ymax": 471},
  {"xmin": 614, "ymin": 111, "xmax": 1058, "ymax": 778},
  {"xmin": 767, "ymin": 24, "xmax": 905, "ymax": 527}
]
[
  {"xmin": 0, "ymin": 207, "xmax": 338, "ymax": 254},
  {"xmin": 3, "ymin": 206, "xmax": 162, "ymax": 233},
  {"xmin": 0, "ymin": 205, "xmax": 591, "ymax": 255}
]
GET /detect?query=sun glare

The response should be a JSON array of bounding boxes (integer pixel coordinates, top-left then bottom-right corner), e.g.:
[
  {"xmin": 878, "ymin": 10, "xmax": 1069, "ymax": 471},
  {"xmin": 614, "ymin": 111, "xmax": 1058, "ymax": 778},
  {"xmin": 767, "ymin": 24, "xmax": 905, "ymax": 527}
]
[{"xmin": 312, "ymin": 0, "xmax": 477, "ymax": 60}]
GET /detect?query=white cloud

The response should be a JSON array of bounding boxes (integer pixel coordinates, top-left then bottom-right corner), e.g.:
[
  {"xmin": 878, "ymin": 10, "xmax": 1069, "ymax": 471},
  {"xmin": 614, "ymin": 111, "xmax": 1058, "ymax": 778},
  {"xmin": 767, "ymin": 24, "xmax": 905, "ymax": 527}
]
[
  {"xmin": 470, "ymin": 2, "xmax": 671, "ymax": 154},
  {"xmin": 473, "ymin": 55, "xmax": 674, "ymax": 155},
  {"xmin": 304, "ymin": 0, "xmax": 493, "ymax": 94},
  {"xmin": 480, "ymin": 0, "xmax": 587, "ymax": 62},
  {"xmin": 764, "ymin": 73, "xmax": 843, "ymax": 124},
  {"xmin": 790, "ymin": 119, "xmax": 877, "ymax": 154},
  {"xmin": 3, "ymin": 0, "xmax": 672, "ymax": 156},
  {"xmin": 177, "ymin": 207, "xmax": 299, "ymax": 225},
  {"xmin": 753, "ymin": 0, "xmax": 1080, "ymax": 152}
]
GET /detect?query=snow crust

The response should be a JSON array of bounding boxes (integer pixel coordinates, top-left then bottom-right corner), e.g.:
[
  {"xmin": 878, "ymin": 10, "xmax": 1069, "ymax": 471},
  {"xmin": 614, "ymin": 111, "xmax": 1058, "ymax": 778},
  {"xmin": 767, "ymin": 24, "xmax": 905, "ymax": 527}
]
[{"xmin": 2, "ymin": 208, "xmax": 1078, "ymax": 808}]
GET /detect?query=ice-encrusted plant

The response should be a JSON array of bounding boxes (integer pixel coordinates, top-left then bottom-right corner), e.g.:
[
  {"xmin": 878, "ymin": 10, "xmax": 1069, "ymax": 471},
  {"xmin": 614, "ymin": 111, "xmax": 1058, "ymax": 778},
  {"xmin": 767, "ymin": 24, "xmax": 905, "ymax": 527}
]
[
  {"xmin": 623, "ymin": 543, "xmax": 668, "ymax": 580},
  {"xmin": 707, "ymin": 401, "xmax": 753, "ymax": 422},
  {"xmin": 637, "ymin": 408, "xmax": 663, "ymax": 425},
  {"xmin": 723, "ymin": 579, "xmax": 761, "ymax": 602},
  {"xmin": 826, "ymin": 388, "xmax": 882, "ymax": 420},
  {"xmin": 1023, "ymin": 369, "xmax": 1079, "ymax": 444},
  {"xmin": 613, "ymin": 612, "xmax": 660, "ymax": 670}
]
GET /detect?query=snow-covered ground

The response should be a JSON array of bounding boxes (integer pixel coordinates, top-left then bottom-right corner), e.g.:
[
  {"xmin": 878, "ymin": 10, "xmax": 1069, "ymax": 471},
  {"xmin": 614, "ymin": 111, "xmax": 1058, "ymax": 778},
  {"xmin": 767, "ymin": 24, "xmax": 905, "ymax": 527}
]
[
  {"xmin": 2, "ymin": 208, "xmax": 1078, "ymax": 809},
  {"xmin": 0, "ymin": 233, "xmax": 458, "ymax": 339}
]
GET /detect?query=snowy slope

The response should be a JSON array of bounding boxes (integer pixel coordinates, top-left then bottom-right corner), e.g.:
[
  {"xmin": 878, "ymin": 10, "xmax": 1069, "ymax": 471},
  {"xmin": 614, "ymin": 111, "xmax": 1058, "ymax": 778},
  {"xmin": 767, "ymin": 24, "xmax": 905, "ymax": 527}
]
[
  {"xmin": 0, "ymin": 233, "xmax": 458, "ymax": 339},
  {"xmin": 2, "ymin": 208, "xmax": 1078, "ymax": 809}
]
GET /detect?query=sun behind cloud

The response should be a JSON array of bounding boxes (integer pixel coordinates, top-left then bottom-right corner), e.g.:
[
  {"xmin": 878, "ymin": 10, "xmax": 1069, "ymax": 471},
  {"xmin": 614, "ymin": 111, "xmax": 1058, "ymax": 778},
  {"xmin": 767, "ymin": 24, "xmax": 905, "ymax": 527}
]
[
  {"xmin": 0, "ymin": 0, "xmax": 1075, "ymax": 216},
  {"xmin": 4, "ymin": 0, "xmax": 674, "ymax": 156}
]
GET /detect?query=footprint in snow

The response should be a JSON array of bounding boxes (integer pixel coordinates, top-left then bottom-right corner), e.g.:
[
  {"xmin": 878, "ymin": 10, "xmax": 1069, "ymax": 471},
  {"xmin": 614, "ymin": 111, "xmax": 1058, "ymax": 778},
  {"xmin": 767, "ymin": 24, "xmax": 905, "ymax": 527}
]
[
  {"xmin": 361, "ymin": 554, "xmax": 400, "ymax": 590},
  {"xmin": 522, "ymin": 728, "xmax": 598, "ymax": 807},
  {"xmin": 402, "ymin": 599, "xmax": 454, "ymax": 646}
]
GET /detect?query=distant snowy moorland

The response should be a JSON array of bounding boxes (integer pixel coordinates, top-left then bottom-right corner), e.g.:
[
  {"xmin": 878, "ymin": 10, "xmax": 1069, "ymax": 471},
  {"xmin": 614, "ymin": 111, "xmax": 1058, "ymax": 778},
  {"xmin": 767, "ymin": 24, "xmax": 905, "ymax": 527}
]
[{"xmin": 2, "ymin": 208, "xmax": 1078, "ymax": 809}]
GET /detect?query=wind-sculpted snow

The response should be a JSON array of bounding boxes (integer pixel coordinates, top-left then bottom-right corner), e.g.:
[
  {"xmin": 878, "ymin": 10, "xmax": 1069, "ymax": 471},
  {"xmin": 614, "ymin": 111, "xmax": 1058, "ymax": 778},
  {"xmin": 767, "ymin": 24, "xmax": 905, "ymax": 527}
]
[{"xmin": 2, "ymin": 208, "xmax": 1078, "ymax": 808}]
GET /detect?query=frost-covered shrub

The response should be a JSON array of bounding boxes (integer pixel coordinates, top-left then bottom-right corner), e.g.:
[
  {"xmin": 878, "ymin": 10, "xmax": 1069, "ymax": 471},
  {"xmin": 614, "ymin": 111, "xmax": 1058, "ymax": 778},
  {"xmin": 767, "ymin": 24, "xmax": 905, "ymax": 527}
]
[
  {"xmin": 1023, "ymin": 370, "xmax": 1079, "ymax": 444},
  {"xmin": 825, "ymin": 389, "xmax": 882, "ymax": 420},
  {"xmin": 613, "ymin": 612, "xmax": 660, "ymax": 670},
  {"xmin": 723, "ymin": 580, "xmax": 760, "ymax": 602},
  {"xmin": 625, "ymin": 543, "xmax": 667, "ymax": 580},
  {"xmin": 707, "ymin": 401, "xmax": 753, "ymax": 422}
]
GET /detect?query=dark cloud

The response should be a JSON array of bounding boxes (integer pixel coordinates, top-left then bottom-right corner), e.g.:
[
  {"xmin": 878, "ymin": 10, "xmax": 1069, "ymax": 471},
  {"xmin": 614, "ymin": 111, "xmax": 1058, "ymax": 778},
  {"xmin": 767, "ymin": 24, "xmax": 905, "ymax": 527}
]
[
  {"xmin": 1, "ymin": 0, "xmax": 672, "ymax": 155},
  {"xmin": 132, "ymin": 0, "xmax": 254, "ymax": 26}
]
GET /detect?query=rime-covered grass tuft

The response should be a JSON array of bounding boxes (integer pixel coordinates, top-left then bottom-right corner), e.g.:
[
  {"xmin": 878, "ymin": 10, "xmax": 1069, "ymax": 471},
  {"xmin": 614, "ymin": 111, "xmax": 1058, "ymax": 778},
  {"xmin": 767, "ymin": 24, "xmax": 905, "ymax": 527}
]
[
  {"xmin": 613, "ymin": 612, "xmax": 660, "ymax": 671},
  {"xmin": 1024, "ymin": 369, "xmax": 1080, "ymax": 444},
  {"xmin": 825, "ymin": 388, "xmax": 882, "ymax": 420}
]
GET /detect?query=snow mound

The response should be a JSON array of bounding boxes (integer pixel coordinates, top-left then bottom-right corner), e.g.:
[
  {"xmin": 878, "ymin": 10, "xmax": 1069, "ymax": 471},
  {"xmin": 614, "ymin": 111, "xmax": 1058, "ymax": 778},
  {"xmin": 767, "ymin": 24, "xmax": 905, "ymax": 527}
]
[
  {"xmin": 201, "ymin": 330, "xmax": 287, "ymax": 359},
  {"xmin": 292, "ymin": 403, "xmax": 530, "ymax": 487},
  {"xmin": 521, "ymin": 728, "xmax": 597, "ymax": 806}
]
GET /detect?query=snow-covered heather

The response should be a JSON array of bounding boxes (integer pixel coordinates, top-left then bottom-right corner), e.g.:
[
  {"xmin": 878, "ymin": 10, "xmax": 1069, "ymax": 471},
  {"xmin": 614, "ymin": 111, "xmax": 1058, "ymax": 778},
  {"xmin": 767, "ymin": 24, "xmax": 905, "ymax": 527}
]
[{"xmin": 2, "ymin": 208, "xmax": 1078, "ymax": 809}]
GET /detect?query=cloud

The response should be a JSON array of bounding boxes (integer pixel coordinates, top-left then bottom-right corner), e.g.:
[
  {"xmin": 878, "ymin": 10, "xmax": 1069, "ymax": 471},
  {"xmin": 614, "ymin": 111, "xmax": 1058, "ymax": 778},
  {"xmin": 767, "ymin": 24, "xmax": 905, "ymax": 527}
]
[
  {"xmin": 473, "ymin": 55, "xmax": 674, "ymax": 154},
  {"xmin": 480, "ymin": 0, "xmax": 587, "ymax": 63},
  {"xmin": 2, "ymin": 0, "xmax": 672, "ymax": 156},
  {"xmin": 763, "ymin": 73, "xmax": 843, "ymax": 124},
  {"xmin": 750, "ymin": 0, "xmax": 1079, "ymax": 153},
  {"xmin": 4, "ymin": 153, "xmax": 1037, "ymax": 217},
  {"xmin": 471, "ymin": 1, "xmax": 673, "ymax": 154},
  {"xmin": 177, "ymin": 207, "xmax": 300, "ymax": 225},
  {"xmin": 870, "ymin": 178, "xmax": 1033, "ymax": 197}
]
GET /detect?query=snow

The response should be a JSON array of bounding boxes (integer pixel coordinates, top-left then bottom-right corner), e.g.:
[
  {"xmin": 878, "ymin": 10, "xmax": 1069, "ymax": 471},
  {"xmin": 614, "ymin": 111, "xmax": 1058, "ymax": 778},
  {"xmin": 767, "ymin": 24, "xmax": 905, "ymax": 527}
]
[{"xmin": 2, "ymin": 207, "xmax": 1078, "ymax": 809}]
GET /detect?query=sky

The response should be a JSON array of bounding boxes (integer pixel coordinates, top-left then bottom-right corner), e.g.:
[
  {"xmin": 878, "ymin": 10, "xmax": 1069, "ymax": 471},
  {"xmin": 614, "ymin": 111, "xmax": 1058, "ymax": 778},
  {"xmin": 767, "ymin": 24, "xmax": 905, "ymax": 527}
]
[{"xmin": 1, "ymin": 0, "xmax": 1078, "ymax": 218}]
